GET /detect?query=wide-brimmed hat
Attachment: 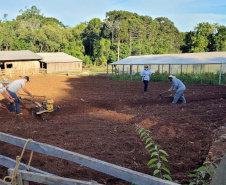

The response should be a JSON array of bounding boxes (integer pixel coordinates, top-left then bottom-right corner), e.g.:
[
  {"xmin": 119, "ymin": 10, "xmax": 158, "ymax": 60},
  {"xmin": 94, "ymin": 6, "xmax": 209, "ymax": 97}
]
[
  {"xmin": 168, "ymin": 75, "xmax": 175, "ymax": 79},
  {"xmin": 1, "ymin": 78, "xmax": 10, "ymax": 84}
]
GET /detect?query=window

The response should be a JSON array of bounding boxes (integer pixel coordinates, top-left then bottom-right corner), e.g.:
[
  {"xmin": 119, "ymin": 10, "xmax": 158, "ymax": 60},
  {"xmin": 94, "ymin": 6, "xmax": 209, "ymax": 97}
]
[{"xmin": 6, "ymin": 64, "xmax": 13, "ymax": 68}]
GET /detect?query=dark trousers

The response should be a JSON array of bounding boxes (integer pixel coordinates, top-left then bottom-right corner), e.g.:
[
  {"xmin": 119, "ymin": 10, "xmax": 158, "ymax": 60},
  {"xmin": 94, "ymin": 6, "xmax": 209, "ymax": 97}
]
[
  {"xmin": 6, "ymin": 88, "xmax": 21, "ymax": 114},
  {"xmin": 143, "ymin": 80, "xmax": 149, "ymax": 92}
]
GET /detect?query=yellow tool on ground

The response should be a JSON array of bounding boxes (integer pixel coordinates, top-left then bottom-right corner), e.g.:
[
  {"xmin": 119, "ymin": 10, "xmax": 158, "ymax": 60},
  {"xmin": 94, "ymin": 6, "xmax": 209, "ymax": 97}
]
[{"xmin": 20, "ymin": 97, "xmax": 59, "ymax": 115}]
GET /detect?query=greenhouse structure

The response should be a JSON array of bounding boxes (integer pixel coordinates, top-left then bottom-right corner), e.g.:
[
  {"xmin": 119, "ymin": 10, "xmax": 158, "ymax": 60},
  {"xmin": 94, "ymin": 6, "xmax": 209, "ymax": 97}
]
[{"xmin": 108, "ymin": 51, "xmax": 226, "ymax": 84}]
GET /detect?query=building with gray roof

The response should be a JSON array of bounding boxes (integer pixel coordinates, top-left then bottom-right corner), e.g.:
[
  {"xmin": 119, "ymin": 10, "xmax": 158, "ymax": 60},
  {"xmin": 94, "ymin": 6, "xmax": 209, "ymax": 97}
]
[
  {"xmin": 0, "ymin": 50, "xmax": 42, "ymax": 75},
  {"xmin": 108, "ymin": 51, "xmax": 226, "ymax": 84},
  {"xmin": 37, "ymin": 52, "xmax": 82, "ymax": 73}
]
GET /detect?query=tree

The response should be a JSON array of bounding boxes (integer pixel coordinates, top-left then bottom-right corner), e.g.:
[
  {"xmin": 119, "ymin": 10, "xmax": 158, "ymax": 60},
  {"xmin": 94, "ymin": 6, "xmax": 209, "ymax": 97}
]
[
  {"xmin": 83, "ymin": 18, "xmax": 103, "ymax": 63},
  {"xmin": 36, "ymin": 25, "xmax": 62, "ymax": 52},
  {"xmin": 190, "ymin": 22, "xmax": 215, "ymax": 52},
  {"xmin": 0, "ymin": 20, "xmax": 16, "ymax": 50},
  {"xmin": 17, "ymin": 6, "xmax": 41, "ymax": 21},
  {"xmin": 152, "ymin": 17, "xmax": 181, "ymax": 54},
  {"xmin": 214, "ymin": 25, "xmax": 226, "ymax": 51},
  {"xmin": 93, "ymin": 38, "xmax": 112, "ymax": 66}
]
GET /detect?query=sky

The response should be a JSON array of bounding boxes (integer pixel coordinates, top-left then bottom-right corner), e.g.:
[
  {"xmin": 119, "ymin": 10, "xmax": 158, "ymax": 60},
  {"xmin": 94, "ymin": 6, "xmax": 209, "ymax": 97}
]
[{"xmin": 0, "ymin": 0, "xmax": 226, "ymax": 32}]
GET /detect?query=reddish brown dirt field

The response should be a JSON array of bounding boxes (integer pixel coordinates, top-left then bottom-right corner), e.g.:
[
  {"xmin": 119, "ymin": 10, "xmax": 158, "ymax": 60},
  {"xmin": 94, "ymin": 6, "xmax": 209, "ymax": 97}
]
[{"xmin": 0, "ymin": 75, "xmax": 226, "ymax": 184}]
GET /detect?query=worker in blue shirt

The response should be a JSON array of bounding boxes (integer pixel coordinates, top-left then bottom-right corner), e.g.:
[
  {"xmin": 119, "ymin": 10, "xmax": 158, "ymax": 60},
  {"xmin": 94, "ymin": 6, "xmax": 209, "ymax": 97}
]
[
  {"xmin": 168, "ymin": 75, "xmax": 186, "ymax": 104},
  {"xmin": 140, "ymin": 66, "xmax": 152, "ymax": 92}
]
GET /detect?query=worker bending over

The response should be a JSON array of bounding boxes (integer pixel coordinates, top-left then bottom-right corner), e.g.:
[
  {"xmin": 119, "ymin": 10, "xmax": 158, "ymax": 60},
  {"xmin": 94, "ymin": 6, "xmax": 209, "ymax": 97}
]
[
  {"xmin": 6, "ymin": 76, "xmax": 34, "ymax": 115},
  {"xmin": 168, "ymin": 75, "xmax": 186, "ymax": 104}
]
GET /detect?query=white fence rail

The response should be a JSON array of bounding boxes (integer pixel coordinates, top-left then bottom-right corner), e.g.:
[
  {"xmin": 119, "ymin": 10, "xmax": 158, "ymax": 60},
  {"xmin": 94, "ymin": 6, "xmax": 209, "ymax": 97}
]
[
  {"xmin": 0, "ymin": 132, "xmax": 179, "ymax": 185},
  {"xmin": 7, "ymin": 169, "xmax": 100, "ymax": 185},
  {"xmin": 0, "ymin": 155, "xmax": 52, "ymax": 175}
]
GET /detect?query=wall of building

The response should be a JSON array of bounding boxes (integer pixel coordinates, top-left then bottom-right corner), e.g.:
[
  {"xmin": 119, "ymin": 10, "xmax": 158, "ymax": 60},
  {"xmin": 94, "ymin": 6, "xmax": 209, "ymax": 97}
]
[
  {"xmin": 2, "ymin": 61, "xmax": 40, "ymax": 74},
  {"xmin": 46, "ymin": 62, "xmax": 82, "ymax": 73}
]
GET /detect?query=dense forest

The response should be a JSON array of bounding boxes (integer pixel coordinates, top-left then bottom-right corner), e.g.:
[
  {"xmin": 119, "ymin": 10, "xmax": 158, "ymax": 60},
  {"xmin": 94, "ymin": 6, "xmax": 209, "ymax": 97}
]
[{"xmin": 0, "ymin": 6, "xmax": 226, "ymax": 66}]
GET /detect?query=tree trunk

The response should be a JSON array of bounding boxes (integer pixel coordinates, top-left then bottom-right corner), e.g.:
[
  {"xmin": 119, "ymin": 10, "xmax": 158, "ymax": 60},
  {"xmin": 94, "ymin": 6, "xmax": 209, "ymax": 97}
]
[
  {"xmin": 129, "ymin": 32, "xmax": 132, "ymax": 55},
  {"xmin": 117, "ymin": 39, "xmax": 120, "ymax": 61},
  {"xmin": 112, "ymin": 29, "xmax": 114, "ymax": 45}
]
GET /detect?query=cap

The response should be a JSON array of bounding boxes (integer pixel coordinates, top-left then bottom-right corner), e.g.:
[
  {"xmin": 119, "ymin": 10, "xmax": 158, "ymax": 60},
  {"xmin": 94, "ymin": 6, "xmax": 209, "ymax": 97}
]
[
  {"xmin": 24, "ymin": 76, "xmax": 30, "ymax": 82},
  {"xmin": 144, "ymin": 66, "xmax": 149, "ymax": 68},
  {"xmin": 168, "ymin": 75, "xmax": 175, "ymax": 78},
  {"xmin": 1, "ymin": 78, "xmax": 10, "ymax": 84}
]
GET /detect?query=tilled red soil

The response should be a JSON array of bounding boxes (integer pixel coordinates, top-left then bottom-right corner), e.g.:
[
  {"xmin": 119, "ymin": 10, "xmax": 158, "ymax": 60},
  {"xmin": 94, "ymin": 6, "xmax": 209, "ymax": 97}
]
[{"xmin": 0, "ymin": 75, "xmax": 226, "ymax": 184}]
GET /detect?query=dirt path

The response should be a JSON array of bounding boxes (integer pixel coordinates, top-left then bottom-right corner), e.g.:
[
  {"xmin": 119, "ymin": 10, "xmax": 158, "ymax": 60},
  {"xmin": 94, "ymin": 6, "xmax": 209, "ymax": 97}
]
[{"xmin": 0, "ymin": 76, "xmax": 226, "ymax": 184}]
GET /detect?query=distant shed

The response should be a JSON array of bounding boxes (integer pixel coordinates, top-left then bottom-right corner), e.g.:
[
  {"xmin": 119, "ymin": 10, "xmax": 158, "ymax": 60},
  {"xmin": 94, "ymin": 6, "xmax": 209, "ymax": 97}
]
[
  {"xmin": 110, "ymin": 52, "xmax": 226, "ymax": 65},
  {"xmin": 0, "ymin": 50, "xmax": 42, "ymax": 74},
  {"xmin": 37, "ymin": 52, "xmax": 82, "ymax": 73},
  {"xmin": 109, "ymin": 52, "xmax": 226, "ymax": 84}
]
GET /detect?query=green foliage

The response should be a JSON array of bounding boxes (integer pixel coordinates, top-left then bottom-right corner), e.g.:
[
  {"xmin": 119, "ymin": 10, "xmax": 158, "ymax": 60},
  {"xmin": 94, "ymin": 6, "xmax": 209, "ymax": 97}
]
[
  {"xmin": 182, "ymin": 22, "xmax": 226, "ymax": 53},
  {"xmin": 176, "ymin": 71, "xmax": 225, "ymax": 85},
  {"xmin": 109, "ymin": 71, "xmax": 226, "ymax": 85},
  {"xmin": 82, "ymin": 55, "xmax": 92, "ymax": 65},
  {"xmin": 188, "ymin": 161, "xmax": 218, "ymax": 185},
  {"xmin": 109, "ymin": 73, "xmax": 131, "ymax": 81},
  {"xmin": 1, "ymin": 6, "xmax": 226, "ymax": 67},
  {"xmin": 135, "ymin": 125, "xmax": 172, "ymax": 182},
  {"xmin": 149, "ymin": 72, "xmax": 169, "ymax": 82}
]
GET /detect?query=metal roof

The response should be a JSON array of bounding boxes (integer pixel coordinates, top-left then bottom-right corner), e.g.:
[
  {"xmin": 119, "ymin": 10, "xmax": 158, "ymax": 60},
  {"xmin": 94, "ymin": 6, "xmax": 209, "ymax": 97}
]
[
  {"xmin": 0, "ymin": 50, "xmax": 42, "ymax": 61},
  {"xmin": 110, "ymin": 52, "xmax": 226, "ymax": 65},
  {"xmin": 37, "ymin": 52, "xmax": 82, "ymax": 63}
]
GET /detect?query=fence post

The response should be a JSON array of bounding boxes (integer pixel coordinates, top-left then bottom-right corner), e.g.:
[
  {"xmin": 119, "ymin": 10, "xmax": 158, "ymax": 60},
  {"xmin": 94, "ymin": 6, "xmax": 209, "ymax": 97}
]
[
  {"xmin": 24, "ymin": 180, "xmax": 29, "ymax": 185},
  {"xmin": 186, "ymin": 65, "xmax": 188, "ymax": 73},
  {"xmin": 192, "ymin": 65, "xmax": 195, "ymax": 83},
  {"xmin": 17, "ymin": 172, "xmax": 24, "ymax": 185},
  {"xmin": 219, "ymin": 63, "xmax": 222, "ymax": 85},
  {"xmin": 210, "ymin": 152, "xmax": 226, "ymax": 185},
  {"xmin": 200, "ymin": 65, "xmax": 203, "ymax": 84},
  {"xmin": 130, "ymin": 65, "xmax": 132, "ymax": 81}
]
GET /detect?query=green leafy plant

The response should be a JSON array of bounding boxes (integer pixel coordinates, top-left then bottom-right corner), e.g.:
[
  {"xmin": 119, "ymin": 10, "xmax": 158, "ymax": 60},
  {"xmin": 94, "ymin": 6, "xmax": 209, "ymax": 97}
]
[
  {"xmin": 109, "ymin": 71, "xmax": 226, "ymax": 85},
  {"xmin": 136, "ymin": 125, "xmax": 172, "ymax": 181},
  {"xmin": 188, "ymin": 161, "xmax": 218, "ymax": 185}
]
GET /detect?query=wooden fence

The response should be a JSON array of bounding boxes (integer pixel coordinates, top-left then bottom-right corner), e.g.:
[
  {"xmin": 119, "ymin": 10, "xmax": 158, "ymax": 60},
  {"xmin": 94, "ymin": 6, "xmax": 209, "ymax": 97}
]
[
  {"xmin": 0, "ymin": 69, "xmax": 47, "ymax": 77},
  {"xmin": 0, "ymin": 132, "xmax": 178, "ymax": 185},
  {"xmin": 0, "ymin": 70, "xmax": 6, "ymax": 76}
]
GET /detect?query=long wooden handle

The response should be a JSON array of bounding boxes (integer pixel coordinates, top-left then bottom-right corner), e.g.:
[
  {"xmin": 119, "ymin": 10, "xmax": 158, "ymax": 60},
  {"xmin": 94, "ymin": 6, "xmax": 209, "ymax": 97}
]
[{"xmin": 20, "ymin": 94, "xmax": 45, "ymax": 98}]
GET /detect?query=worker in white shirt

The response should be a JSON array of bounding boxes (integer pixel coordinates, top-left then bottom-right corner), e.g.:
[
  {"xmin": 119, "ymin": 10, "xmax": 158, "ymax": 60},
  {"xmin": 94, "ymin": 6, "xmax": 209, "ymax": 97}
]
[{"xmin": 140, "ymin": 66, "xmax": 152, "ymax": 92}]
